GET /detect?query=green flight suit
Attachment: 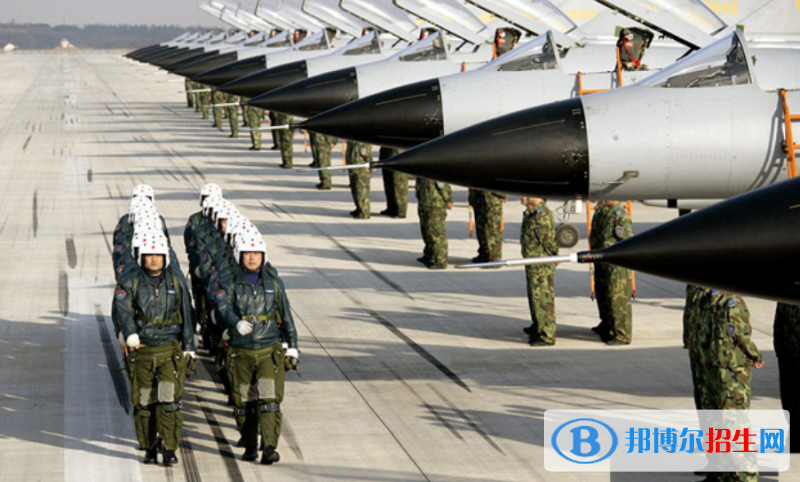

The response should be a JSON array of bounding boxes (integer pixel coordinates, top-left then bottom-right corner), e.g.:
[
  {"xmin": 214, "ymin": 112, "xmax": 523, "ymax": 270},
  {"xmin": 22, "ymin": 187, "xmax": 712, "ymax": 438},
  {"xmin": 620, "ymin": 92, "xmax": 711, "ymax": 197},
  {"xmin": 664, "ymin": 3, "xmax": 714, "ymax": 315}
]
[
  {"xmin": 217, "ymin": 265, "xmax": 298, "ymax": 451},
  {"xmin": 114, "ymin": 270, "xmax": 195, "ymax": 452}
]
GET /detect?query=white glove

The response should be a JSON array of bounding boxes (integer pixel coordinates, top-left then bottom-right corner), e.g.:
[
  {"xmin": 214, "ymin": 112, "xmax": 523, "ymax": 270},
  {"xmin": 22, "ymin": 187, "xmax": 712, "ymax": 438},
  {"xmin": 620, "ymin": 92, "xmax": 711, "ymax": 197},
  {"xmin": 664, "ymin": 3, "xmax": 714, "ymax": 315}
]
[
  {"xmin": 126, "ymin": 334, "xmax": 141, "ymax": 348},
  {"xmin": 222, "ymin": 329, "xmax": 230, "ymax": 341},
  {"xmin": 281, "ymin": 342, "xmax": 289, "ymax": 350},
  {"xmin": 184, "ymin": 351, "xmax": 196, "ymax": 359},
  {"xmin": 285, "ymin": 348, "xmax": 299, "ymax": 360},
  {"xmin": 236, "ymin": 320, "xmax": 253, "ymax": 335}
]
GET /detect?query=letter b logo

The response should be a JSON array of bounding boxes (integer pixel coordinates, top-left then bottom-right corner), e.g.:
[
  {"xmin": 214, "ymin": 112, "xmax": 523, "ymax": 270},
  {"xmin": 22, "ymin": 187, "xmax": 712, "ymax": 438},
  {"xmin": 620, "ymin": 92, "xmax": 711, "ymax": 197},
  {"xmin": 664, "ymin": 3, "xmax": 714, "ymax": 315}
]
[{"xmin": 570, "ymin": 426, "xmax": 601, "ymax": 457}]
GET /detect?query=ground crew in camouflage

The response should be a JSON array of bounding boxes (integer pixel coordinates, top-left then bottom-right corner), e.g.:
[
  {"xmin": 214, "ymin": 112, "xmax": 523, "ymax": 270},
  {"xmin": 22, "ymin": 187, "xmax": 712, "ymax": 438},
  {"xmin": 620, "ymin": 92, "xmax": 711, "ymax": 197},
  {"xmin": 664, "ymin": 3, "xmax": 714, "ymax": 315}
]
[
  {"xmin": 245, "ymin": 105, "xmax": 263, "ymax": 150},
  {"xmin": 212, "ymin": 90, "xmax": 226, "ymax": 129},
  {"xmin": 216, "ymin": 235, "xmax": 298, "ymax": 465},
  {"xmin": 267, "ymin": 111, "xmax": 279, "ymax": 149},
  {"xmin": 469, "ymin": 189, "xmax": 507, "ymax": 262},
  {"xmin": 520, "ymin": 198, "xmax": 558, "ymax": 345},
  {"xmin": 114, "ymin": 239, "xmax": 195, "ymax": 467},
  {"xmin": 309, "ymin": 132, "xmax": 337, "ymax": 190},
  {"xmin": 589, "ymin": 201, "xmax": 633, "ymax": 345},
  {"xmin": 685, "ymin": 286, "xmax": 714, "ymax": 409},
  {"xmin": 198, "ymin": 87, "xmax": 211, "ymax": 120},
  {"xmin": 346, "ymin": 141, "xmax": 373, "ymax": 218},
  {"xmin": 415, "ymin": 178, "xmax": 453, "ymax": 269},
  {"xmin": 185, "ymin": 79, "xmax": 194, "ymax": 108},
  {"xmin": 702, "ymin": 291, "xmax": 764, "ymax": 482},
  {"xmin": 773, "ymin": 302, "xmax": 800, "ymax": 452},
  {"xmin": 683, "ymin": 284, "xmax": 706, "ymax": 349},
  {"xmin": 379, "ymin": 148, "xmax": 408, "ymax": 218},
  {"xmin": 227, "ymin": 94, "xmax": 240, "ymax": 138},
  {"xmin": 273, "ymin": 112, "xmax": 295, "ymax": 168}
]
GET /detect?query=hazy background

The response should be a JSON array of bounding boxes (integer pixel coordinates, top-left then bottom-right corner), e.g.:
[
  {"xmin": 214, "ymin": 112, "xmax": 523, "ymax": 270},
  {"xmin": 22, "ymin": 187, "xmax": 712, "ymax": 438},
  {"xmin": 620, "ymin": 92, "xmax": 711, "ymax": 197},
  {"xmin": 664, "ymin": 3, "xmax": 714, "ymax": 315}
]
[{"xmin": 0, "ymin": 0, "xmax": 226, "ymax": 27}]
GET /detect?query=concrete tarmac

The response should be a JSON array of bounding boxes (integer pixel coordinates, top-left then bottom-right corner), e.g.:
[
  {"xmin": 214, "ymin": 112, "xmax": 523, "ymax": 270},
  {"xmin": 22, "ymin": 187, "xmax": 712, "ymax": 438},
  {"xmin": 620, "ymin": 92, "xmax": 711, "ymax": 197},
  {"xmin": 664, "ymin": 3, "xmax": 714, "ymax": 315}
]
[{"xmin": 0, "ymin": 50, "xmax": 795, "ymax": 482}]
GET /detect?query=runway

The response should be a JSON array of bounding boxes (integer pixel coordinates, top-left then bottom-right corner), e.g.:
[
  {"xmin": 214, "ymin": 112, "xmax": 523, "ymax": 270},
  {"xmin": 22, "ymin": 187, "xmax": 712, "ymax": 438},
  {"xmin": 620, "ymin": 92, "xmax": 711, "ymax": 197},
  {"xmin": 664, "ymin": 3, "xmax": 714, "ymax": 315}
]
[{"xmin": 0, "ymin": 50, "xmax": 795, "ymax": 482}]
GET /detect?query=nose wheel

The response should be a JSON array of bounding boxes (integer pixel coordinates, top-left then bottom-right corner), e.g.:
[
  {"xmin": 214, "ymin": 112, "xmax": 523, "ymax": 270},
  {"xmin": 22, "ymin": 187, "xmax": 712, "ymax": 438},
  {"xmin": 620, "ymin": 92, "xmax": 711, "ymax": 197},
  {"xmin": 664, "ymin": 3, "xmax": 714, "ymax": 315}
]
[{"xmin": 556, "ymin": 223, "xmax": 580, "ymax": 248}]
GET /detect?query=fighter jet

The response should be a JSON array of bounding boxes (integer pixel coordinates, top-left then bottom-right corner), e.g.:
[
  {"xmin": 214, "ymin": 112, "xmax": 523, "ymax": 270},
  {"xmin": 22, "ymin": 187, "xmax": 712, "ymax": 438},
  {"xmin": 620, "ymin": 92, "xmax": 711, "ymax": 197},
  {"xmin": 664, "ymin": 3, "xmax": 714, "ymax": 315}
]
[
  {"xmin": 248, "ymin": 0, "xmax": 731, "ymax": 119},
  {"xmin": 126, "ymin": 32, "xmax": 198, "ymax": 62},
  {"xmin": 167, "ymin": 0, "xmax": 343, "ymax": 77},
  {"xmin": 295, "ymin": 0, "xmax": 788, "ymax": 150},
  {"xmin": 459, "ymin": 174, "xmax": 800, "ymax": 306},
  {"xmin": 193, "ymin": 0, "xmax": 380, "ymax": 89},
  {"xmin": 246, "ymin": 0, "xmax": 503, "ymax": 117},
  {"xmin": 211, "ymin": 0, "xmax": 419, "ymax": 97},
  {"xmin": 368, "ymin": 32, "xmax": 800, "ymax": 202}
]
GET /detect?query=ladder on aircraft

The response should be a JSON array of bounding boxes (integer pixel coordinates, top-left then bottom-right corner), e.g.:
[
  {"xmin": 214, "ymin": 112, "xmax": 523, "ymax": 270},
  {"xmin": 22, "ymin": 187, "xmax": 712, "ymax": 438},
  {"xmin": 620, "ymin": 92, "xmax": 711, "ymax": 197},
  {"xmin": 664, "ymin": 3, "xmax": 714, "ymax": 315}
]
[
  {"xmin": 578, "ymin": 49, "xmax": 637, "ymax": 300},
  {"xmin": 780, "ymin": 89, "xmax": 800, "ymax": 178}
]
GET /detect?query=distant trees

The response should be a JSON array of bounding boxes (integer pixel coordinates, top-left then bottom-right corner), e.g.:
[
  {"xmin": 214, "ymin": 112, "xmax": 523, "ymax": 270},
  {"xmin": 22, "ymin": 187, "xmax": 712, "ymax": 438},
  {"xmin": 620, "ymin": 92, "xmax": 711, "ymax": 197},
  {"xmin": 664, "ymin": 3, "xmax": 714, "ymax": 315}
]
[{"xmin": 0, "ymin": 24, "xmax": 210, "ymax": 50}]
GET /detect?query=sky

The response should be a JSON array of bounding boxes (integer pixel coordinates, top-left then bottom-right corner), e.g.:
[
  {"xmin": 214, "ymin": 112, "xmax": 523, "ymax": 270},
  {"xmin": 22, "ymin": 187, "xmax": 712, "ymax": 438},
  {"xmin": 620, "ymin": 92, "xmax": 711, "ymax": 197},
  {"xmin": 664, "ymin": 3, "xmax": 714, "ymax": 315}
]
[{"xmin": 0, "ymin": 0, "xmax": 228, "ymax": 27}]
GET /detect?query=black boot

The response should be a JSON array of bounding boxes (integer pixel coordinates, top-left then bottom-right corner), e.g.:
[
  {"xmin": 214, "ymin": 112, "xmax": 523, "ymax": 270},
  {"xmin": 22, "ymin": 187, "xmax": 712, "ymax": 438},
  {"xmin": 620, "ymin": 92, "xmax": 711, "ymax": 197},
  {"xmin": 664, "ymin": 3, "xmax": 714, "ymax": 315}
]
[
  {"xmin": 261, "ymin": 446, "xmax": 280, "ymax": 465},
  {"xmin": 242, "ymin": 446, "xmax": 259, "ymax": 461},
  {"xmin": 143, "ymin": 449, "xmax": 158, "ymax": 465},
  {"xmin": 162, "ymin": 450, "xmax": 177, "ymax": 467}
]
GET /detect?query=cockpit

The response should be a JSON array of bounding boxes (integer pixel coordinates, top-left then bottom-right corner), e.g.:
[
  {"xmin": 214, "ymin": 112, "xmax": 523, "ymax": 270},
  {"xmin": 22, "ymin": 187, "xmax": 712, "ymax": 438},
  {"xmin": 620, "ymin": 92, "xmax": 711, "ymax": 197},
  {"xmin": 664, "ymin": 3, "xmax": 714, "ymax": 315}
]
[
  {"xmin": 638, "ymin": 31, "xmax": 753, "ymax": 88},
  {"xmin": 294, "ymin": 29, "xmax": 338, "ymax": 52},
  {"xmin": 479, "ymin": 31, "xmax": 559, "ymax": 72},
  {"xmin": 394, "ymin": 31, "xmax": 450, "ymax": 62},
  {"xmin": 340, "ymin": 31, "xmax": 383, "ymax": 57},
  {"xmin": 261, "ymin": 31, "xmax": 293, "ymax": 48}
]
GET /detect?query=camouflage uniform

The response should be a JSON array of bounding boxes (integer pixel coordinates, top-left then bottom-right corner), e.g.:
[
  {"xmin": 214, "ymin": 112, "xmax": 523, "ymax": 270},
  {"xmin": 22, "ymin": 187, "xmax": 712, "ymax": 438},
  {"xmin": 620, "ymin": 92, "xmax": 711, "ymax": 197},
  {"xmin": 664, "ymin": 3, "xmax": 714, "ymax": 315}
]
[
  {"xmin": 521, "ymin": 202, "xmax": 558, "ymax": 344},
  {"xmin": 198, "ymin": 87, "xmax": 211, "ymax": 119},
  {"xmin": 268, "ymin": 112, "xmax": 279, "ymax": 149},
  {"xmin": 244, "ymin": 105, "xmax": 262, "ymax": 150},
  {"xmin": 415, "ymin": 178, "xmax": 452, "ymax": 269},
  {"xmin": 227, "ymin": 94, "xmax": 240, "ymax": 138},
  {"xmin": 185, "ymin": 79, "xmax": 194, "ymax": 108},
  {"xmin": 310, "ymin": 132, "xmax": 337, "ymax": 190},
  {"xmin": 685, "ymin": 286, "xmax": 714, "ymax": 409},
  {"xmin": 684, "ymin": 284, "xmax": 705, "ymax": 348},
  {"xmin": 273, "ymin": 112, "xmax": 295, "ymax": 167},
  {"xmin": 380, "ymin": 148, "xmax": 408, "ymax": 218},
  {"xmin": 346, "ymin": 141, "xmax": 372, "ymax": 218},
  {"xmin": 469, "ymin": 189, "xmax": 506, "ymax": 262},
  {"xmin": 589, "ymin": 202, "xmax": 633, "ymax": 344},
  {"xmin": 704, "ymin": 291, "xmax": 762, "ymax": 482},
  {"xmin": 774, "ymin": 303, "xmax": 800, "ymax": 453},
  {"xmin": 212, "ymin": 90, "xmax": 226, "ymax": 129}
]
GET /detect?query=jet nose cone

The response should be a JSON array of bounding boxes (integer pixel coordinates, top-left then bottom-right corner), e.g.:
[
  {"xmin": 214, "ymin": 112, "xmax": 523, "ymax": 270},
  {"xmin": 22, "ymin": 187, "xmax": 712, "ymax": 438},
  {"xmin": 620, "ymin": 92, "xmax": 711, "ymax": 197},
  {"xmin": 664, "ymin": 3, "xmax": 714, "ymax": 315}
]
[
  {"xmin": 154, "ymin": 48, "xmax": 206, "ymax": 68},
  {"xmin": 163, "ymin": 51, "xmax": 217, "ymax": 72},
  {"xmin": 218, "ymin": 60, "xmax": 307, "ymax": 98},
  {"xmin": 192, "ymin": 56, "xmax": 267, "ymax": 87},
  {"xmin": 301, "ymin": 78, "xmax": 443, "ymax": 150},
  {"xmin": 379, "ymin": 97, "xmax": 590, "ymax": 198},
  {"xmin": 173, "ymin": 52, "xmax": 239, "ymax": 77},
  {"xmin": 248, "ymin": 67, "xmax": 358, "ymax": 118}
]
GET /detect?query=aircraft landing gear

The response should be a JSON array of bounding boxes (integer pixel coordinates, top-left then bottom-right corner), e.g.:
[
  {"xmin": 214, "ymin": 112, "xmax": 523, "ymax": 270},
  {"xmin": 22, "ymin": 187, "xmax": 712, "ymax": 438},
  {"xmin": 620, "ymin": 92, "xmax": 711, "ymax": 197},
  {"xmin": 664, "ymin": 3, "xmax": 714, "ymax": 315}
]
[
  {"xmin": 553, "ymin": 200, "xmax": 583, "ymax": 248},
  {"xmin": 556, "ymin": 223, "xmax": 580, "ymax": 248}
]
